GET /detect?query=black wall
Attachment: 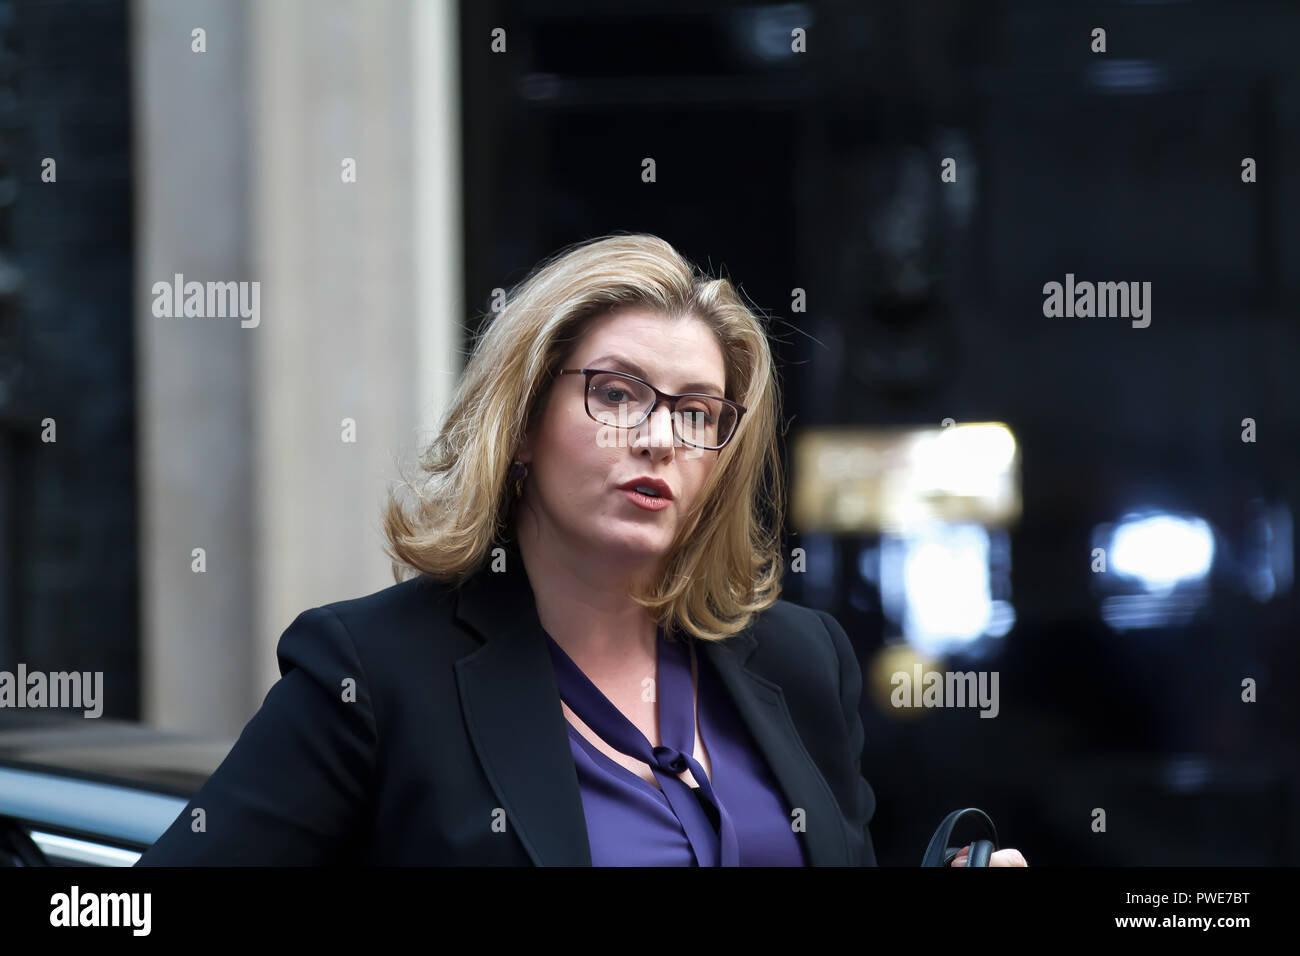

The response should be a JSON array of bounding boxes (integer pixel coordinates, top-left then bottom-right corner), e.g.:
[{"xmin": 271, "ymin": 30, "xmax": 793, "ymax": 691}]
[
  {"xmin": 460, "ymin": 0, "xmax": 1300, "ymax": 864},
  {"xmin": 0, "ymin": 0, "xmax": 138, "ymax": 718}
]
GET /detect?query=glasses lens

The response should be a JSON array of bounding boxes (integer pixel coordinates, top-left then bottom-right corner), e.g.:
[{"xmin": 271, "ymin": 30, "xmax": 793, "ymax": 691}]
[
  {"xmin": 586, "ymin": 372, "xmax": 737, "ymax": 449},
  {"xmin": 672, "ymin": 397, "xmax": 736, "ymax": 449},
  {"xmin": 587, "ymin": 372, "xmax": 653, "ymax": 426}
]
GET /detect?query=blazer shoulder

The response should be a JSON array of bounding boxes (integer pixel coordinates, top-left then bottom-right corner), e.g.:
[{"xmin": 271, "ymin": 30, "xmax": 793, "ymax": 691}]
[
  {"xmin": 276, "ymin": 572, "xmax": 474, "ymax": 680},
  {"xmin": 743, "ymin": 597, "xmax": 846, "ymax": 683},
  {"xmin": 314, "ymin": 572, "xmax": 457, "ymax": 633},
  {"xmin": 749, "ymin": 597, "xmax": 842, "ymax": 650}
]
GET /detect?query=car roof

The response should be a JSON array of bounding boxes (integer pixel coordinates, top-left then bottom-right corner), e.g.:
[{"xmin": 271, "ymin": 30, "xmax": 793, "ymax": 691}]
[{"xmin": 0, "ymin": 713, "xmax": 232, "ymax": 797}]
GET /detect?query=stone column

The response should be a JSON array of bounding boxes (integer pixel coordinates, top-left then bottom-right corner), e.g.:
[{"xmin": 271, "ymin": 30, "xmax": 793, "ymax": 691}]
[{"xmin": 134, "ymin": 0, "xmax": 462, "ymax": 733}]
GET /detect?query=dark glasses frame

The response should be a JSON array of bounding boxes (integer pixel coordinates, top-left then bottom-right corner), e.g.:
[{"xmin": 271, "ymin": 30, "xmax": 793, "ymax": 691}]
[{"xmin": 557, "ymin": 368, "xmax": 747, "ymax": 450}]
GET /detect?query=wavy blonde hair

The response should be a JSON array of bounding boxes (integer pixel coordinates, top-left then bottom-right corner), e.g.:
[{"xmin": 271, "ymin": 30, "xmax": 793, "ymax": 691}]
[{"xmin": 382, "ymin": 232, "xmax": 786, "ymax": 642}]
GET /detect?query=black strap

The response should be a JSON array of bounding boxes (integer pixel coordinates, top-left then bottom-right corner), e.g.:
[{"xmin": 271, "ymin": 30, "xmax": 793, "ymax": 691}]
[{"xmin": 921, "ymin": 807, "xmax": 999, "ymax": 867}]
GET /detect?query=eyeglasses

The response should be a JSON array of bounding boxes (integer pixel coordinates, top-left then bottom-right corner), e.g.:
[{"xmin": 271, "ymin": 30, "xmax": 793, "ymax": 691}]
[{"xmin": 558, "ymin": 368, "xmax": 746, "ymax": 450}]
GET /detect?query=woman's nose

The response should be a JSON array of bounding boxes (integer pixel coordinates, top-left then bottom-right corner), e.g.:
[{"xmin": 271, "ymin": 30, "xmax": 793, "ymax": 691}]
[{"xmin": 632, "ymin": 403, "xmax": 677, "ymax": 450}]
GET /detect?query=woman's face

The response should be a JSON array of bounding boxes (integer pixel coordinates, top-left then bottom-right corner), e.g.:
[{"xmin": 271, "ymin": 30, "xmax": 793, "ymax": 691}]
[{"xmin": 516, "ymin": 308, "xmax": 729, "ymax": 568}]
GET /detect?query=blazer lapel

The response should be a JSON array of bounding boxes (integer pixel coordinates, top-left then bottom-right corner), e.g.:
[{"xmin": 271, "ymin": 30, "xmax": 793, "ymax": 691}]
[
  {"xmin": 699, "ymin": 633, "xmax": 852, "ymax": 865},
  {"xmin": 452, "ymin": 541, "xmax": 849, "ymax": 866},
  {"xmin": 453, "ymin": 545, "xmax": 593, "ymax": 865}
]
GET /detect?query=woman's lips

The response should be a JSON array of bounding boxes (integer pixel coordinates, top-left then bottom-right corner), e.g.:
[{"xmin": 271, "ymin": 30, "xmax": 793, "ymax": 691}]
[{"xmin": 620, "ymin": 488, "xmax": 671, "ymax": 512}]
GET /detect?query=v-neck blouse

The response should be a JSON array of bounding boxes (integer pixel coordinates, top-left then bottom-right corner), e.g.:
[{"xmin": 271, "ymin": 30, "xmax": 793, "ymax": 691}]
[{"xmin": 553, "ymin": 628, "xmax": 808, "ymax": 866}]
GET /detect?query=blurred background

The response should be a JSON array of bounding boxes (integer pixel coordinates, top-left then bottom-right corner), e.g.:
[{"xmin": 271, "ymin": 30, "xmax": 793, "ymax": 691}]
[{"xmin": 0, "ymin": 0, "xmax": 1297, "ymax": 865}]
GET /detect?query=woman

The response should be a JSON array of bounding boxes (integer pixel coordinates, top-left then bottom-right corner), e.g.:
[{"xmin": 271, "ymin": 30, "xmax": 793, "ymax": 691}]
[{"xmin": 136, "ymin": 233, "xmax": 1026, "ymax": 866}]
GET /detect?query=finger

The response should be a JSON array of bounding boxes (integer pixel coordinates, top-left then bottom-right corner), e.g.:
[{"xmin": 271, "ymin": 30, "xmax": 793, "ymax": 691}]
[
  {"xmin": 950, "ymin": 844, "xmax": 970, "ymax": 867},
  {"xmin": 989, "ymin": 848, "xmax": 1028, "ymax": 867}
]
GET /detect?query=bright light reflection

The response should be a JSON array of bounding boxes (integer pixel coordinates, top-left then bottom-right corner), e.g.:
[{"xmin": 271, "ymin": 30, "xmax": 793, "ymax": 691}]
[
  {"xmin": 1110, "ymin": 513, "xmax": 1214, "ymax": 594},
  {"xmin": 880, "ymin": 523, "xmax": 1014, "ymax": 656}
]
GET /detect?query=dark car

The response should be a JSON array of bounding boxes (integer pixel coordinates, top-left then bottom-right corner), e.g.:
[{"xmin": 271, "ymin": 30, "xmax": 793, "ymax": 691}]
[{"xmin": 0, "ymin": 713, "xmax": 231, "ymax": 866}]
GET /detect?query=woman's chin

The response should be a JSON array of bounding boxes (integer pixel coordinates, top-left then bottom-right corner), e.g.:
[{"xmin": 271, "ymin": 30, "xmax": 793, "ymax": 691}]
[{"xmin": 593, "ymin": 530, "xmax": 673, "ymax": 564}]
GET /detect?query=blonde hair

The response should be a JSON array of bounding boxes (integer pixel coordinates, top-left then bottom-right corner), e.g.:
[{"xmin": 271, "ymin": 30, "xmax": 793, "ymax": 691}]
[{"xmin": 382, "ymin": 232, "xmax": 786, "ymax": 642}]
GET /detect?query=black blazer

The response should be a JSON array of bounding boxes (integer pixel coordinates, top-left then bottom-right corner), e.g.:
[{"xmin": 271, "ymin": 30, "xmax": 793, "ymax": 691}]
[{"xmin": 136, "ymin": 541, "xmax": 878, "ymax": 866}]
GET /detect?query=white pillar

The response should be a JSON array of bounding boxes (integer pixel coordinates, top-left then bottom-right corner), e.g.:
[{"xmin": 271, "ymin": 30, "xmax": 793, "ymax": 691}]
[
  {"xmin": 135, "ymin": 0, "xmax": 463, "ymax": 732},
  {"xmin": 414, "ymin": 0, "xmax": 465, "ymax": 441}
]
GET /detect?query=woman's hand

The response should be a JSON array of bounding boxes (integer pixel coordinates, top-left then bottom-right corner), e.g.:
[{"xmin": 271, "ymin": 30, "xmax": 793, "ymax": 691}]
[{"xmin": 949, "ymin": 845, "xmax": 1028, "ymax": 866}]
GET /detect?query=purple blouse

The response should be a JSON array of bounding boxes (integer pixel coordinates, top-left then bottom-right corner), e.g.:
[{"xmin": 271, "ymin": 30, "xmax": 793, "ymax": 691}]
[{"xmin": 544, "ymin": 626, "xmax": 808, "ymax": 867}]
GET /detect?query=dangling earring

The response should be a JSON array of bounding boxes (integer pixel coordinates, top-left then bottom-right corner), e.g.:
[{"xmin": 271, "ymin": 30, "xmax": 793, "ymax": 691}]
[{"xmin": 508, "ymin": 460, "xmax": 529, "ymax": 498}]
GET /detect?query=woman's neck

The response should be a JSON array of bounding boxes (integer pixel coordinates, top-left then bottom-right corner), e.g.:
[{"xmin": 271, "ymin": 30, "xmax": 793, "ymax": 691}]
[{"xmin": 513, "ymin": 519, "xmax": 660, "ymax": 665}]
